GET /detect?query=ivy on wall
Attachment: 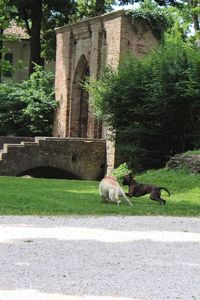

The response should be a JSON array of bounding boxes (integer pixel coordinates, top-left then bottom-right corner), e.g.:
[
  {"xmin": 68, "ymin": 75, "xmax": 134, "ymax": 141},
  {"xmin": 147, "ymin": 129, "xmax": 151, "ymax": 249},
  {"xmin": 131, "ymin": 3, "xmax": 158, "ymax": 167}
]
[{"xmin": 126, "ymin": 9, "xmax": 173, "ymax": 40}]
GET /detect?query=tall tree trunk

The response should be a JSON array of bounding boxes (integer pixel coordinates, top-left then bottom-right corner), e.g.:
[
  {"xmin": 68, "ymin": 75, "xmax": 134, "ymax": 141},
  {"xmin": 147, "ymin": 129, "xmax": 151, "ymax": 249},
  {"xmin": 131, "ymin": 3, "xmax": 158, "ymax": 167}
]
[
  {"xmin": 0, "ymin": 29, "xmax": 3, "ymax": 83},
  {"xmin": 29, "ymin": 0, "xmax": 43, "ymax": 75},
  {"xmin": 95, "ymin": 0, "xmax": 106, "ymax": 16},
  {"xmin": 193, "ymin": 13, "xmax": 200, "ymax": 32},
  {"xmin": 191, "ymin": 0, "xmax": 200, "ymax": 32}
]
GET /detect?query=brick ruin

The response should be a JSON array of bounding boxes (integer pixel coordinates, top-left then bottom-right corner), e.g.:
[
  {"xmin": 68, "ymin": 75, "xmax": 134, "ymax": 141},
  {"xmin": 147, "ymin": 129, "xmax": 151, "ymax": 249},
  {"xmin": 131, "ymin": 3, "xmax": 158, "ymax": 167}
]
[
  {"xmin": 53, "ymin": 10, "xmax": 157, "ymax": 172},
  {"xmin": 0, "ymin": 11, "xmax": 158, "ymax": 179}
]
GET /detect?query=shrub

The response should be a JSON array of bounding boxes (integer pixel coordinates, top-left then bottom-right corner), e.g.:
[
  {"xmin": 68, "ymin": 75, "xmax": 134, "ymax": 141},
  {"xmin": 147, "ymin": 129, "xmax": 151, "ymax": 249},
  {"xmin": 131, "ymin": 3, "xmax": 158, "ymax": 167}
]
[{"xmin": 0, "ymin": 65, "xmax": 57, "ymax": 136}]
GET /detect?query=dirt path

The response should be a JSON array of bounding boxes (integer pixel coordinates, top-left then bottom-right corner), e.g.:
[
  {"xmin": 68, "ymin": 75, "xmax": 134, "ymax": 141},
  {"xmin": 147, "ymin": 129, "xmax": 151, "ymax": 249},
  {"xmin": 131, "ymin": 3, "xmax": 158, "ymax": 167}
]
[{"xmin": 0, "ymin": 216, "xmax": 200, "ymax": 300}]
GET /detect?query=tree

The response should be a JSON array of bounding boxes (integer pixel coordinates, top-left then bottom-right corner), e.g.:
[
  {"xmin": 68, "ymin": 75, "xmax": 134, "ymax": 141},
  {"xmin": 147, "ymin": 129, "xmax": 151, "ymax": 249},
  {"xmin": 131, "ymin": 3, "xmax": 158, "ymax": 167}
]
[
  {"xmin": 154, "ymin": 0, "xmax": 200, "ymax": 33},
  {"xmin": 8, "ymin": 0, "xmax": 76, "ymax": 74},
  {"xmin": 0, "ymin": 0, "xmax": 17, "ymax": 81},
  {"xmin": 72, "ymin": 1, "xmax": 113, "ymax": 21},
  {"xmin": 86, "ymin": 38, "xmax": 200, "ymax": 172}
]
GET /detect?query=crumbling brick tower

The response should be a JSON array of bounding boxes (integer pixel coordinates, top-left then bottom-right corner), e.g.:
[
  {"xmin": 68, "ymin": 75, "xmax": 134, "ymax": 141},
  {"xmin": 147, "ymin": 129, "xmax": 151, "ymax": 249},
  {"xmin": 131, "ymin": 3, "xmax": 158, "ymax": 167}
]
[{"xmin": 53, "ymin": 10, "xmax": 157, "ymax": 171}]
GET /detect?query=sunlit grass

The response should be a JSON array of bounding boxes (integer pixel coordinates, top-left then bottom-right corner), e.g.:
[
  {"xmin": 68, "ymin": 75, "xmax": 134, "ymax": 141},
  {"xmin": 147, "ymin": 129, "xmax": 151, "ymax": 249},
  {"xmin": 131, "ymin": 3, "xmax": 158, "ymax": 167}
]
[{"xmin": 0, "ymin": 168, "xmax": 199, "ymax": 216}]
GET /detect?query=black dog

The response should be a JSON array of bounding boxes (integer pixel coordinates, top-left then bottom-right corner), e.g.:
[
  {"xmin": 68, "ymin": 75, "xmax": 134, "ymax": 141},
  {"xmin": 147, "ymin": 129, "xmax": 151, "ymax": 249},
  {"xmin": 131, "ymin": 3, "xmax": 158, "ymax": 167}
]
[{"xmin": 122, "ymin": 173, "xmax": 170, "ymax": 205}]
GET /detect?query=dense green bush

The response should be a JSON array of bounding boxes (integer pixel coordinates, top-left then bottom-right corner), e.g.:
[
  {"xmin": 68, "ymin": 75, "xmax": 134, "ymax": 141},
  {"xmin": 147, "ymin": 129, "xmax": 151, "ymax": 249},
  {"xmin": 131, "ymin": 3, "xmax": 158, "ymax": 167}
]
[
  {"xmin": 0, "ymin": 66, "xmax": 57, "ymax": 136},
  {"xmin": 86, "ymin": 38, "xmax": 200, "ymax": 172}
]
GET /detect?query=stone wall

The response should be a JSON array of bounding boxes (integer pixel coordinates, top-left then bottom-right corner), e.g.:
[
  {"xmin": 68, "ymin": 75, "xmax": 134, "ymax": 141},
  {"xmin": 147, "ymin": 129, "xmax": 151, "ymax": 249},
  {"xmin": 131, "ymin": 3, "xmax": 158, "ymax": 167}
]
[
  {"xmin": 0, "ymin": 137, "xmax": 34, "ymax": 149},
  {"xmin": 166, "ymin": 153, "xmax": 200, "ymax": 173},
  {"xmin": 0, "ymin": 137, "xmax": 106, "ymax": 180}
]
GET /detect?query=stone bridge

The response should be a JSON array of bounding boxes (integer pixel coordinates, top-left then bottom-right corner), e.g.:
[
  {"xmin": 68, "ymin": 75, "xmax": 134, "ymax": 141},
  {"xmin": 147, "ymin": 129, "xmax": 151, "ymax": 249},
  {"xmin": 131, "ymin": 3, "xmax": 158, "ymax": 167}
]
[{"xmin": 0, "ymin": 137, "xmax": 106, "ymax": 180}]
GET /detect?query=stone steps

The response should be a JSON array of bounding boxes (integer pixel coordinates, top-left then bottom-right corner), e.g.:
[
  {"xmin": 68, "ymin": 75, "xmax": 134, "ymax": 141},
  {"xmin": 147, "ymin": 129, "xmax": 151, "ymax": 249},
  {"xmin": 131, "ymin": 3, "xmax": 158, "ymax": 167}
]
[{"xmin": 0, "ymin": 141, "xmax": 40, "ymax": 160}]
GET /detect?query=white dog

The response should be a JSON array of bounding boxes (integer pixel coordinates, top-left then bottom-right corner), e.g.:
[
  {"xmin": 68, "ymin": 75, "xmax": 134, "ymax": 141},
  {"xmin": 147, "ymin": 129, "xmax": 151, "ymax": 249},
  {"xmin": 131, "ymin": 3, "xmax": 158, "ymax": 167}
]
[{"xmin": 99, "ymin": 175, "xmax": 133, "ymax": 206}]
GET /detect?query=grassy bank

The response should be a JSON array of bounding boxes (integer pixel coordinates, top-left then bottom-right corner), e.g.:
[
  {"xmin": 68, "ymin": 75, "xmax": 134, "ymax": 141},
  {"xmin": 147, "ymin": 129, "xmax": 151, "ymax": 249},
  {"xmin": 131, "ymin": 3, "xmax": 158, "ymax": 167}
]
[{"xmin": 0, "ymin": 168, "xmax": 199, "ymax": 216}]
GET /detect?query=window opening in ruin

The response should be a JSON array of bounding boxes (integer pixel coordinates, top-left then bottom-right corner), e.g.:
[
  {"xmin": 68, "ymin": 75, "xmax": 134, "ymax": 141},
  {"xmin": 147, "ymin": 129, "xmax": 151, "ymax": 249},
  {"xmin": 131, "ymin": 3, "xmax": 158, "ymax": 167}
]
[
  {"xmin": 70, "ymin": 55, "xmax": 90, "ymax": 138},
  {"xmin": 79, "ymin": 66, "xmax": 89, "ymax": 137}
]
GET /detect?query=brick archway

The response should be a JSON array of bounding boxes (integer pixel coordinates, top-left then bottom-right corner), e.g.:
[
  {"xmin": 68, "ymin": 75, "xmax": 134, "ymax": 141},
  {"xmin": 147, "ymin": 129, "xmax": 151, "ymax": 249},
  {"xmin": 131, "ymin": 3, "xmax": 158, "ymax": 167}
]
[{"xmin": 70, "ymin": 55, "xmax": 90, "ymax": 138}]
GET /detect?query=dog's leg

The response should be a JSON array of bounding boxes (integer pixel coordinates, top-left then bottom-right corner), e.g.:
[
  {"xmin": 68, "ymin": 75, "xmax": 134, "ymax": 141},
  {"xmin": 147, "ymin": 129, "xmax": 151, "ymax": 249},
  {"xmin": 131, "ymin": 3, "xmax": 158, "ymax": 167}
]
[
  {"xmin": 150, "ymin": 193, "xmax": 166, "ymax": 205},
  {"xmin": 123, "ymin": 195, "xmax": 133, "ymax": 206},
  {"xmin": 119, "ymin": 188, "xmax": 133, "ymax": 206},
  {"xmin": 125, "ymin": 185, "xmax": 137, "ymax": 198},
  {"xmin": 101, "ymin": 195, "xmax": 109, "ymax": 203},
  {"xmin": 125, "ymin": 192, "xmax": 133, "ymax": 197},
  {"xmin": 124, "ymin": 194, "xmax": 133, "ymax": 206},
  {"xmin": 109, "ymin": 189, "xmax": 121, "ymax": 205}
]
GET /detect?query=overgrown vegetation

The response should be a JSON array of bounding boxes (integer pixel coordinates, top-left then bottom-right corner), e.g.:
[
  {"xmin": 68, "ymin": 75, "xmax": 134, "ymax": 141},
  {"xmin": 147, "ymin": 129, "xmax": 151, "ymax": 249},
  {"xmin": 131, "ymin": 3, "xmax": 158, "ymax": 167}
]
[
  {"xmin": 0, "ymin": 168, "xmax": 199, "ymax": 216},
  {"xmin": 126, "ymin": 4, "xmax": 173, "ymax": 40},
  {"xmin": 86, "ymin": 38, "xmax": 200, "ymax": 172},
  {"xmin": 0, "ymin": 65, "xmax": 56, "ymax": 136}
]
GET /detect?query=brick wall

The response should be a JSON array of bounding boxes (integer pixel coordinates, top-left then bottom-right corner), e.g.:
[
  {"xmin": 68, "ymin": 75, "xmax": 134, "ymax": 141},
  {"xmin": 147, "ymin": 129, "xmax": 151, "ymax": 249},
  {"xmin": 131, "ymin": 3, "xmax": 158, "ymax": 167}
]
[{"xmin": 120, "ymin": 15, "xmax": 157, "ymax": 56}]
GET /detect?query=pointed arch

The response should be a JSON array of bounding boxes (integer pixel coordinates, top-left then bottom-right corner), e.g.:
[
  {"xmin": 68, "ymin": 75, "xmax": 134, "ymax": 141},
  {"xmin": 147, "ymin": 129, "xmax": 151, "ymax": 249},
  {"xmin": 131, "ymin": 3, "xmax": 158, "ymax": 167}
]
[{"xmin": 70, "ymin": 55, "xmax": 90, "ymax": 138}]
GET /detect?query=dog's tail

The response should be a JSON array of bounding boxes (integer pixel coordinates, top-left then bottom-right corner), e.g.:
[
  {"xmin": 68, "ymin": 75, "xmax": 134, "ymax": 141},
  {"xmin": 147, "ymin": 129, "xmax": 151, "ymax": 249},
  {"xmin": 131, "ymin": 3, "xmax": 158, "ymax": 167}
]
[{"xmin": 159, "ymin": 187, "xmax": 170, "ymax": 196}]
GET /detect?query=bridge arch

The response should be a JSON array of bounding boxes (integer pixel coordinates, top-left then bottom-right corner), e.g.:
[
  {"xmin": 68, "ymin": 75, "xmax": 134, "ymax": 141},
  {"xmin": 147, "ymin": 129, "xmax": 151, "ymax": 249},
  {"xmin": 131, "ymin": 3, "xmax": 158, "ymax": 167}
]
[
  {"xmin": 70, "ymin": 55, "xmax": 90, "ymax": 138},
  {"xmin": 18, "ymin": 166, "xmax": 81, "ymax": 179}
]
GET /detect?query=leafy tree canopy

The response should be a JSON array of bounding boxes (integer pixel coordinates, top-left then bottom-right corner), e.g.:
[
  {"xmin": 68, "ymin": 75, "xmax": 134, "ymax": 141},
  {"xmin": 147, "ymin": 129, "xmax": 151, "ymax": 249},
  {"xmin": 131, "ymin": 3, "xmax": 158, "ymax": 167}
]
[{"xmin": 154, "ymin": 0, "xmax": 200, "ymax": 33}]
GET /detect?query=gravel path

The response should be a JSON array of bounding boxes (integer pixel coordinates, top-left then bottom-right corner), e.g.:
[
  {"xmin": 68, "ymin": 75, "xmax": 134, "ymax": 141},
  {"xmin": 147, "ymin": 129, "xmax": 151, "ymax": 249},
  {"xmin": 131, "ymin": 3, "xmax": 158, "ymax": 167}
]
[{"xmin": 0, "ymin": 216, "xmax": 200, "ymax": 300}]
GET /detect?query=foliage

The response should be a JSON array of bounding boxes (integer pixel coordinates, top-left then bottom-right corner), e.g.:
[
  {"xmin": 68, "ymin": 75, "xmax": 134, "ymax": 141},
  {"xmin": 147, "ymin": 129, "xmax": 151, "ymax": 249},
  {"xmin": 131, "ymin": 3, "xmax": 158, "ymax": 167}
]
[
  {"xmin": 111, "ymin": 162, "xmax": 131, "ymax": 181},
  {"xmin": 0, "ymin": 168, "xmax": 199, "ymax": 216},
  {"xmin": 74, "ymin": 0, "xmax": 114, "ymax": 19},
  {"xmin": 126, "ymin": 2, "xmax": 174, "ymax": 40},
  {"xmin": 121, "ymin": 0, "xmax": 199, "ymax": 40},
  {"xmin": 74, "ymin": 0, "xmax": 143, "ymax": 19},
  {"xmin": 41, "ymin": 0, "xmax": 77, "ymax": 61},
  {"xmin": 0, "ymin": 65, "xmax": 57, "ymax": 136},
  {"xmin": 154, "ymin": 0, "xmax": 200, "ymax": 35},
  {"xmin": 86, "ymin": 38, "xmax": 200, "ymax": 172},
  {"xmin": 163, "ymin": 6, "xmax": 193, "ymax": 41},
  {"xmin": 0, "ymin": 0, "xmax": 17, "ymax": 29}
]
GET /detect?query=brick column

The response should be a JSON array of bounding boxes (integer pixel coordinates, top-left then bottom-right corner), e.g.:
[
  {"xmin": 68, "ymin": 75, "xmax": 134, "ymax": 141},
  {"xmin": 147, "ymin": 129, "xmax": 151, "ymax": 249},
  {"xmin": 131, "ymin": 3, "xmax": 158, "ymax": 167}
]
[
  {"xmin": 53, "ymin": 29, "xmax": 73, "ymax": 137},
  {"xmin": 103, "ymin": 15, "xmax": 122, "ymax": 173}
]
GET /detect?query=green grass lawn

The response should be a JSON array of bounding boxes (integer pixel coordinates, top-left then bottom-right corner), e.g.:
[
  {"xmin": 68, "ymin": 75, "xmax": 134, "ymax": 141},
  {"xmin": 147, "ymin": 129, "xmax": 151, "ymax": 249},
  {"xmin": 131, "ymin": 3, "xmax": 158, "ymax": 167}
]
[{"xmin": 0, "ymin": 168, "xmax": 199, "ymax": 216}]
